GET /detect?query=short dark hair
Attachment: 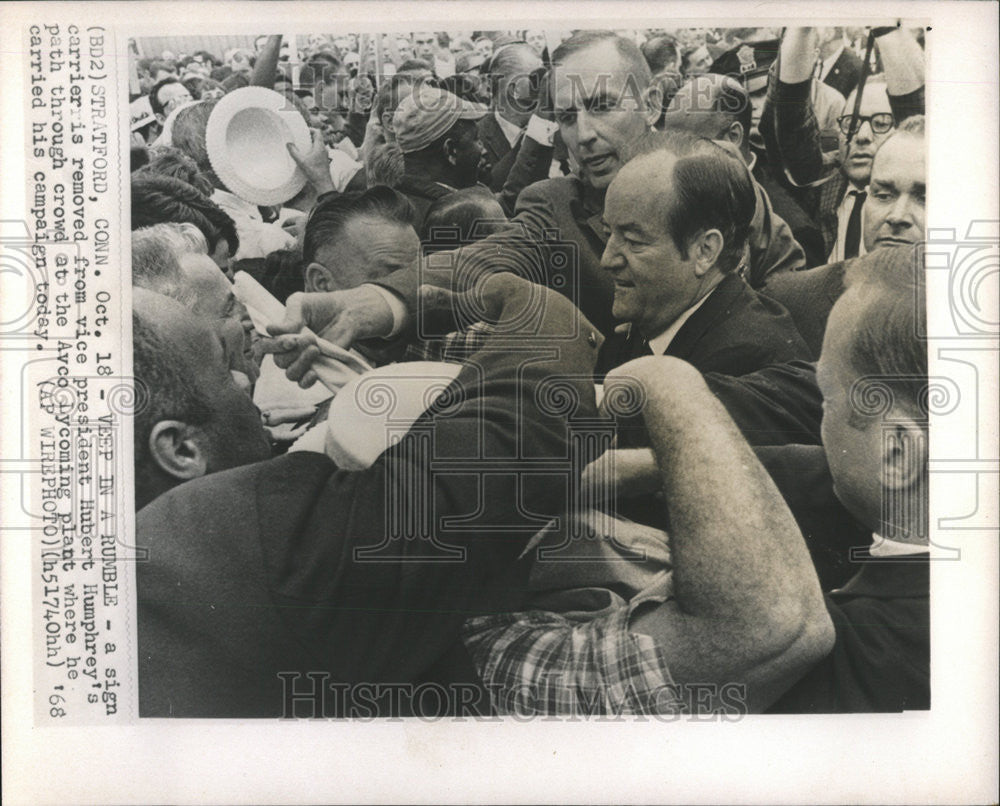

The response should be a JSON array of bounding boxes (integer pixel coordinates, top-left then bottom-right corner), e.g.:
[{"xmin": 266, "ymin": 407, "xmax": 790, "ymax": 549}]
[
  {"xmin": 149, "ymin": 60, "xmax": 175, "ymax": 78},
  {"xmin": 131, "ymin": 173, "xmax": 239, "ymax": 256},
  {"xmin": 421, "ymin": 186, "xmax": 507, "ymax": 251},
  {"xmin": 137, "ymin": 146, "xmax": 215, "ymax": 196},
  {"xmin": 551, "ymin": 31, "xmax": 652, "ymax": 87},
  {"xmin": 220, "ymin": 72, "xmax": 250, "ymax": 92},
  {"xmin": 669, "ymin": 73, "xmax": 752, "ymax": 150},
  {"xmin": 842, "ymin": 244, "xmax": 927, "ymax": 418},
  {"xmin": 149, "ymin": 76, "xmax": 182, "ymax": 117},
  {"xmin": 641, "ymin": 35, "xmax": 680, "ymax": 75},
  {"xmin": 302, "ymin": 185, "xmax": 415, "ymax": 265},
  {"xmin": 624, "ymin": 130, "xmax": 756, "ymax": 274},
  {"xmin": 397, "ymin": 58, "xmax": 435, "ymax": 74},
  {"xmin": 132, "ymin": 308, "xmax": 213, "ymax": 473}
]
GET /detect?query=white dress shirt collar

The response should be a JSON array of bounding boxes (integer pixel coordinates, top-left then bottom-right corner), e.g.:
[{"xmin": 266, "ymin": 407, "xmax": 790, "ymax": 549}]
[
  {"xmin": 646, "ymin": 290, "xmax": 714, "ymax": 356},
  {"xmin": 494, "ymin": 110, "xmax": 523, "ymax": 148}
]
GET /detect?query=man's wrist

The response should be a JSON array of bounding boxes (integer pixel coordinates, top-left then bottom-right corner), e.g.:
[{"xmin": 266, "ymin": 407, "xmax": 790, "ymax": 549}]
[{"xmin": 364, "ymin": 283, "xmax": 407, "ymax": 338}]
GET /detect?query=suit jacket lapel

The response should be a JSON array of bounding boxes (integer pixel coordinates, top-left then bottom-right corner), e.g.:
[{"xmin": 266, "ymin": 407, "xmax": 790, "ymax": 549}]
[
  {"xmin": 478, "ymin": 114, "xmax": 511, "ymax": 164},
  {"xmin": 664, "ymin": 273, "xmax": 745, "ymax": 360}
]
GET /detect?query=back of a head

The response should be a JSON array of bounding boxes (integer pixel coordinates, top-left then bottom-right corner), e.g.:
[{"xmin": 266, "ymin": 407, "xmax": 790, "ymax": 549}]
[
  {"xmin": 132, "ymin": 291, "xmax": 213, "ymax": 470},
  {"xmin": 138, "ymin": 146, "xmax": 215, "ymax": 196},
  {"xmin": 841, "ymin": 244, "xmax": 927, "ymax": 416},
  {"xmin": 421, "ymin": 186, "xmax": 509, "ymax": 250},
  {"xmin": 170, "ymin": 99, "xmax": 218, "ymax": 175},
  {"xmin": 666, "ymin": 73, "xmax": 751, "ymax": 152},
  {"xmin": 641, "ymin": 35, "xmax": 680, "ymax": 75},
  {"xmin": 302, "ymin": 185, "xmax": 416, "ymax": 265},
  {"xmin": 623, "ymin": 129, "xmax": 756, "ymax": 273},
  {"xmin": 130, "ymin": 172, "xmax": 238, "ymax": 257}
]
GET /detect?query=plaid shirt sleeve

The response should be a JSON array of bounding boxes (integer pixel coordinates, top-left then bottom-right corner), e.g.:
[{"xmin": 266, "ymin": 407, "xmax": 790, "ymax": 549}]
[
  {"xmin": 403, "ymin": 321, "xmax": 494, "ymax": 364},
  {"xmin": 462, "ymin": 575, "xmax": 682, "ymax": 716}
]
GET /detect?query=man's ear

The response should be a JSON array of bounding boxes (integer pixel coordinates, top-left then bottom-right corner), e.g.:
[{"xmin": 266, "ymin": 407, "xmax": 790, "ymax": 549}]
[
  {"xmin": 725, "ymin": 120, "xmax": 745, "ymax": 150},
  {"xmin": 641, "ymin": 83, "xmax": 664, "ymax": 126},
  {"xmin": 691, "ymin": 229, "xmax": 725, "ymax": 276},
  {"xmin": 148, "ymin": 420, "xmax": 208, "ymax": 482},
  {"xmin": 442, "ymin": 135, "xmax": 458, "ymax": 166},
  {"xmin": 304, "ymin": 262, "xmax": 333, "ymax": 293},
  {"xmin": 882, "ymin": 419, "xmax": 929, "ymax": 491}
]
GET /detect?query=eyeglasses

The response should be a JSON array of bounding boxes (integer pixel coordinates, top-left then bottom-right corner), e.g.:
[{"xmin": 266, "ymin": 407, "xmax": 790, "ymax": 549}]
[{"xmin": 837, "ymin": 112, "xmax": 895, "ymax": 136}]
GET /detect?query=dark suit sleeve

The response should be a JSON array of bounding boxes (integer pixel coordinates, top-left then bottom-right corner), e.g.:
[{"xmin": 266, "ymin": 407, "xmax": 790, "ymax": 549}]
[
  {"xmin": 705, "ymin": 360, "xmax": 824, "ymax": 446},
  {"xmin": 259, "ymin": 274, "xmax": 602, "ymax": 682},
  {"xmin": 372, "ymin": 182, "xmax": 562, "ymax": 337},
  {"xmin": 762, "ymin": 72, "xmax": 831, "ymax": 188},
  {"xmin": 497, "ymin": 136, "xmax": 554, "ymax": 217}
]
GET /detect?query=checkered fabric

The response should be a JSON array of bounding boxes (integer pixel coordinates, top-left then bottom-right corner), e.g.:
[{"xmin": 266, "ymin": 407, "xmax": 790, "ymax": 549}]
[
  {"xmin": 403, "ymin": 321, "xmax": 493, "ymax": 364},
  {"xmin": 462, "ymin": 581, "xmax": 681, "ymax": 716}
]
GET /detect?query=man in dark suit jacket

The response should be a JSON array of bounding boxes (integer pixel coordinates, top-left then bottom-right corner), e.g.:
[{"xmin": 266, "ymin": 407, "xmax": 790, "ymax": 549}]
[
  {"xmin": 593, "ymin": 130, "xmax": 809, "ymax": 381},
  {"xmin": 477, "ymin": 42, "xmax": 542, "ymax": 191},
  {"xmin": 133, "ymin": 272, "xmax": 603, "ymax": 718},
  {"xmin": 396, "ymin": 31, "xmax": 805, "ymax": 341}
]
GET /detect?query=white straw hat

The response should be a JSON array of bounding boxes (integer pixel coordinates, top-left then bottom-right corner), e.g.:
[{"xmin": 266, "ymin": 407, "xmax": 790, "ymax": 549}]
[{"xmin": 206, "ymin": 86, "xmax": 312, "ymax": 206}]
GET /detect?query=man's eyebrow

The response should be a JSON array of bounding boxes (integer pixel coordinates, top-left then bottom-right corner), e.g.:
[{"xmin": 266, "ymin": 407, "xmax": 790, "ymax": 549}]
[
  {"xmin": 584, "ymin": 89, "xmax": 614, "ymax": 109},
  {"xmin": 870, "ymin": 179, "xmax": 897, "ymax": 192},
  {"xmin": 912, "ymin": 182, "xmax": 926, "ymax": 196}
]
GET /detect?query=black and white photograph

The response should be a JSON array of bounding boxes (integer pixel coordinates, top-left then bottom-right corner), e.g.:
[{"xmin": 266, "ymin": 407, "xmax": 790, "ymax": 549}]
[{"xmin": 1, "ymin": 2, "xmax": 997, "ymax": 804}]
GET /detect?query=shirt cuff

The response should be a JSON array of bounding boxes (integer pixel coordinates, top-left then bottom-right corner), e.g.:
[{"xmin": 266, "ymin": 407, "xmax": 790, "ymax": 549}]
[
  {"xmin": 525, "ymin": 114, "xmax": 559, "ymax": 146},
  {"xmin": 365, "ymin": 283, "xmax": 408, "ymax": 338}
]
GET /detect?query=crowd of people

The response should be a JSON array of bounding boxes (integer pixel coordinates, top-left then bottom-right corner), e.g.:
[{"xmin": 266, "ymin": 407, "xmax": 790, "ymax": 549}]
[{"xmin": 127, "ymin": 25, "xmax": 929, "ymax": 718}]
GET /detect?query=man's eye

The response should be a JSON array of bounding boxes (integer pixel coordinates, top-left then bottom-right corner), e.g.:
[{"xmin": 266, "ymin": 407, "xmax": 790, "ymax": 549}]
[
  {"xmin": 556, "ymin": 110, "xmax": 576, "ymax": 125},
  {"xmin": 871, "ymin": 191, "xmax": 893, "ymax": 202}
]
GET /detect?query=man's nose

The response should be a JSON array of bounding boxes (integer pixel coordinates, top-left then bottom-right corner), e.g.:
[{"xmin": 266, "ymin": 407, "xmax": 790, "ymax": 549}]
[
  {"xmin": 887, "ymin": 194, "xmax": 917, "ymax": 227},
  {"xmin": 854, "ymin": 119, "xmax": 874, "ymax": 144},
  {"xmin": 600, "ymin": 236, "xmax": 625, "ymax": 272},
  {"xmin": 576, "ymin": 109, "xmax": 599, "ymax": 145}
]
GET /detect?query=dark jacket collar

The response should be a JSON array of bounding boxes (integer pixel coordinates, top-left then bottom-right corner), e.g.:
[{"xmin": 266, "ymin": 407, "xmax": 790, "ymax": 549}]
[
  {"xmin": 660, "ymin": 272, "xmax": 747, "ymax": 360},
  {"xmin": 397, "ymin": 172, "xmax": 458, "ymax": 201}
]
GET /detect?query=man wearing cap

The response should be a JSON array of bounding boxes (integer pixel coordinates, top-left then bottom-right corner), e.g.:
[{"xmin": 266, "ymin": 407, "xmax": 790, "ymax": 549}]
[
  {"xmin": 708, "ymin": 39, "xmax": 844, "ymax": 166},
  {"xmin": 392, "ymin": 85, "xmax": 490, "ymax": 228}
]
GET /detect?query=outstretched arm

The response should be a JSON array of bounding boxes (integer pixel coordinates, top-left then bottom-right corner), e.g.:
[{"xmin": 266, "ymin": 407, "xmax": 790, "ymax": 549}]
[{"xmin": 615, "ymin": 357, "xmax": 834, "ymax": 712}]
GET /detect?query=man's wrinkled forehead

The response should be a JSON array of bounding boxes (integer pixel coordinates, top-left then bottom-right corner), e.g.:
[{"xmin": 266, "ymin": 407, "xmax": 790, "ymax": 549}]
[{"xmin": 551, "ymin": 41, "xmax": 649, "ymax": 108}]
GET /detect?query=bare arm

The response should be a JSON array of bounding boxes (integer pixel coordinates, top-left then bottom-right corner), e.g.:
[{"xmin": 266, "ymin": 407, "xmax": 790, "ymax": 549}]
[{"xmin": 618, "ymin": 357, "xmax": 834, "ymax": 712}]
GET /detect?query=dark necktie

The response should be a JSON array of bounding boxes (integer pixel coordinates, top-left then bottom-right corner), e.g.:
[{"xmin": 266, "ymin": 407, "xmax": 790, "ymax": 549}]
[{"xmin": 844, "ymin": 189, "xmax": 867, "ymax": 259}]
